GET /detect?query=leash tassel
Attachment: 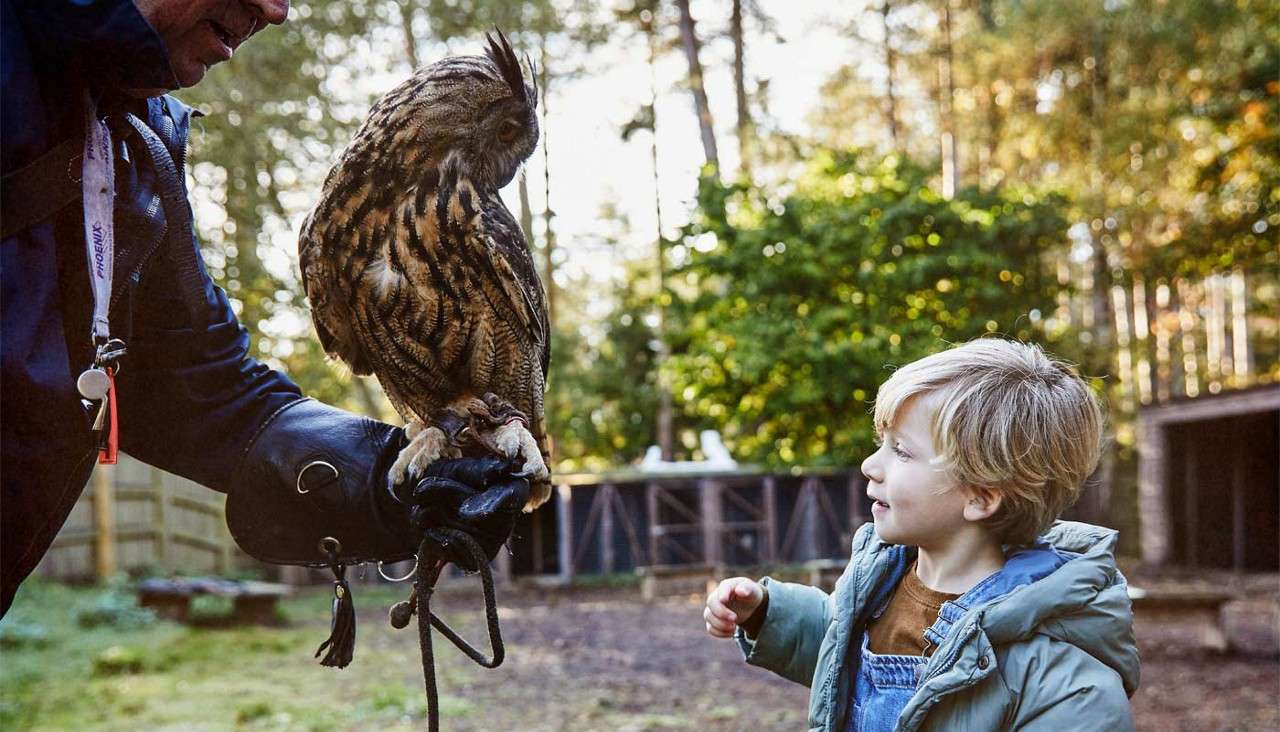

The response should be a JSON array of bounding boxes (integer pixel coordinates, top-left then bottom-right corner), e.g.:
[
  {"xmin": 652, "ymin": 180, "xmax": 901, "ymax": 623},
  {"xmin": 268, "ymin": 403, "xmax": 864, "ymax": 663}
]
[{"xmin": 315, "ymin": 568, "xmax": 356, "ymax": 668}]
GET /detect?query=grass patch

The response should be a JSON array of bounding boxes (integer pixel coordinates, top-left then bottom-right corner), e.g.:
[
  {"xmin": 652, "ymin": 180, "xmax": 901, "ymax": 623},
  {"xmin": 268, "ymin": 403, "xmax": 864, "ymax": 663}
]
[{"xmin": 0, "ymin": 578, "xmax": 480, "ymax": 730}]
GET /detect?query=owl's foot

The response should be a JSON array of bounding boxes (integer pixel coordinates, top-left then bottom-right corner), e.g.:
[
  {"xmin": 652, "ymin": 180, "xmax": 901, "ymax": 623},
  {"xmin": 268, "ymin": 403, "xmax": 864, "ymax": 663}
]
[
  {"xmin": 387, "ymin": 421, "xmax": 460, "ymax": 489},
  {"xmin": 491, "ymin": 420, "xmax": 550, "ymax": 512}
]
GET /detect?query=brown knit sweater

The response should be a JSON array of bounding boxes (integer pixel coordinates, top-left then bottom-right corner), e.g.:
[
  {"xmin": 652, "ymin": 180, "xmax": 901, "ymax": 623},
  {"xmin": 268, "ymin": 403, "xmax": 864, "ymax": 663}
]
[{"xmin": 866, "ymin": 562, "xmax": 960, "ymax": 656}]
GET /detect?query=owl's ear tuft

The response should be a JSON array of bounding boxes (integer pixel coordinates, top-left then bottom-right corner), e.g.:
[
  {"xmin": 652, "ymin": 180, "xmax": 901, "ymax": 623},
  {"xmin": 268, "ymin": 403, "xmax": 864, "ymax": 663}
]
[{"xmin": 484, "ymin": 27, "xmax": 529, "ymax": 106}]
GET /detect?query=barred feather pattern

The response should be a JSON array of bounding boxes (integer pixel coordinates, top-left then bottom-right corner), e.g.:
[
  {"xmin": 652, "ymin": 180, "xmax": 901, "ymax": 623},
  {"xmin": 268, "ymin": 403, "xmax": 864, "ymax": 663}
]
[{"xmin": 299, "ymin": 31, "xmax": 549, "ymax": 468}]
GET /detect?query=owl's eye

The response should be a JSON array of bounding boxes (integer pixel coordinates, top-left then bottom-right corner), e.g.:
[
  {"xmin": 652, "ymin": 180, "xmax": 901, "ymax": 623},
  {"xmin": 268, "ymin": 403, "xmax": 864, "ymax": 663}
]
[{"xmin": 497, "ymin": 119, "xmax": 521, "ymax": 144}]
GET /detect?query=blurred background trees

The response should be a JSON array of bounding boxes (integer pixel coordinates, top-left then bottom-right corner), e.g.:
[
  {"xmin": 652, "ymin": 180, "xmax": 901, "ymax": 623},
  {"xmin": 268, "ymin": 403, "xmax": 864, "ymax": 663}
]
[{"xmin": 178, "ymin": 0, "xmax": 1277, "ymax": 515}]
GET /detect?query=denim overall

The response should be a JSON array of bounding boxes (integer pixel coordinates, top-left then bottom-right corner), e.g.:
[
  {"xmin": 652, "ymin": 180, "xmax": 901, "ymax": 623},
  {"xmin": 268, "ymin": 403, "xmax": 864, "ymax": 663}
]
[{"xmin": 846, "ymin": 540, "xmax": 1077, "ymax": 732}]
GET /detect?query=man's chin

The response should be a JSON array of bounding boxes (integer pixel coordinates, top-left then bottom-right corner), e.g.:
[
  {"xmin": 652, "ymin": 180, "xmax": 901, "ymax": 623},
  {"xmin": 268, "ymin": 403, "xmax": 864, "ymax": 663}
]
[{"xmin": 170, "ymin": 59, "xmax": 210, "ymax": 89}]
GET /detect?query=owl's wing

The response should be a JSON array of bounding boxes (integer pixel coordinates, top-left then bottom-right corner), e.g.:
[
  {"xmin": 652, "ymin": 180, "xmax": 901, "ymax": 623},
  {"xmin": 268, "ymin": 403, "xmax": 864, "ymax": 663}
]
[
  {"xmin": 298, "ymin": 211, "xmax": 374, "ymax": 376},
  {"xmin": 465, "ymin": 194, "xmax": 551, "ymax": 379}
]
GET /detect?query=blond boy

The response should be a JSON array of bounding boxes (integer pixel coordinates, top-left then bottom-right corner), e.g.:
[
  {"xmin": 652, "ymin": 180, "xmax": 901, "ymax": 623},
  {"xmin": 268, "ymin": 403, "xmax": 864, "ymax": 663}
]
[{"xmin": 704, "ymin": 339, "xmax": 1138, "ymax": 731}]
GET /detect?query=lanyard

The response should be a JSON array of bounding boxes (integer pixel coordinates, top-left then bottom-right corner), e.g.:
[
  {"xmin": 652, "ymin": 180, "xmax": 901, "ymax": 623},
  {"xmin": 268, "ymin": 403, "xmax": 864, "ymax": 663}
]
[
  {"xmin": 82, "ymin": 90, "xmax": 116, "ymax": 348},
  {"xmin": 78, "ymin": 91, "xmax": 121, "ymax": 464}
]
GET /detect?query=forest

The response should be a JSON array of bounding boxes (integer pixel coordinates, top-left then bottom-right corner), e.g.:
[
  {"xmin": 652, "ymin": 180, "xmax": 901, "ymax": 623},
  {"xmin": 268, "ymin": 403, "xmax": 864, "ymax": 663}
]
[{"xmin": 177, "ymin": 0, "xmax": 1278, "ymax": 524}]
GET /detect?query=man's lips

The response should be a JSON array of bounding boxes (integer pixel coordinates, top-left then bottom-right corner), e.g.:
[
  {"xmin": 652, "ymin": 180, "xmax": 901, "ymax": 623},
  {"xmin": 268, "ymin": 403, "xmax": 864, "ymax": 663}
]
[{"xmin": 208, "ymin": 18, "xmax": 252, "ymax": 52}]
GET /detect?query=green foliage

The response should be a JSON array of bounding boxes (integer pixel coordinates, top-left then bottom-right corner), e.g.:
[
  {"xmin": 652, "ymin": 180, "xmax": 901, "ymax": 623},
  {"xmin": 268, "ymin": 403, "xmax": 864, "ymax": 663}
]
[
  {"xmin": 668, "ymin": 151, "xmax": 1069, "ymax": 467},
  {"xmin": 546, "ymin": 277, "xmax": 666, "ymax": 470}
]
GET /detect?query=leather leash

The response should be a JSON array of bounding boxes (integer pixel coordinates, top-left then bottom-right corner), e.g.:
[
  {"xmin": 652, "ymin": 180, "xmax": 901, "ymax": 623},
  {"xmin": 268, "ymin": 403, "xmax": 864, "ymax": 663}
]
[{"xmin": 388, "ymin": 528, "xmax": 505, "ymax": 732}]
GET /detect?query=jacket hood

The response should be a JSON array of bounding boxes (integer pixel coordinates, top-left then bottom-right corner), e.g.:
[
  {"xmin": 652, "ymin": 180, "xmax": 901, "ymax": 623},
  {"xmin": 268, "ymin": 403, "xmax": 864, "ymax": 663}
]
[{"xmin": 979, "ymin": 521, "xmax": 1141, "ymax": 695}]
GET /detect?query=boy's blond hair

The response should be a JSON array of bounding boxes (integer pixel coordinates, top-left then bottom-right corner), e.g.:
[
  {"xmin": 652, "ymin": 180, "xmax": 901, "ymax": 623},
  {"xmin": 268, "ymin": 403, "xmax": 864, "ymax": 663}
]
[{"xmin": 873, "ymin": 338, "xmax": 1104, "ymax": 544}]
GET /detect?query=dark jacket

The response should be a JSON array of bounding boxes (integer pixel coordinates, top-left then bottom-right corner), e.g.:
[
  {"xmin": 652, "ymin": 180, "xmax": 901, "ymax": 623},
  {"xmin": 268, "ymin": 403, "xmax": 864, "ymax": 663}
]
[{"xmin": 1, "ymin": 0, "xmax": 413, "ymax": 616}]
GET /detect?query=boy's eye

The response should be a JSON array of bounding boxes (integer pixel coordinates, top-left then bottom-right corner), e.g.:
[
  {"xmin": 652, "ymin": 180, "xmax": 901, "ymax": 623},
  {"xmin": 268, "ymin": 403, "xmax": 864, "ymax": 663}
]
[{"xmin": 891, "ymin": 442, "xmax": 911, "ymax": 460}]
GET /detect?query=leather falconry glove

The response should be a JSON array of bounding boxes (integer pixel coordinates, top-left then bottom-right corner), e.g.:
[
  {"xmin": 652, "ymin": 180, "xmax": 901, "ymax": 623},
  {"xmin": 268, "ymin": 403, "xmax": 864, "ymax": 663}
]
[
  {"xmin": 395, "ymin": 457, "xmax": 530, "ymax": 572},
  {"xmin": 226, "ymin": 398, "xmax": 527, "ymax": 568}
]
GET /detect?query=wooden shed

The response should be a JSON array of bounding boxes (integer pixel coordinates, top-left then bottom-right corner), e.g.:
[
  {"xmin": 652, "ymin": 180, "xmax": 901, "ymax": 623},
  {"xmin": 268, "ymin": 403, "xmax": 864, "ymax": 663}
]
[{"xmin": 1137, "ymin": 383, "xmax": 1280, "ymax": 570}]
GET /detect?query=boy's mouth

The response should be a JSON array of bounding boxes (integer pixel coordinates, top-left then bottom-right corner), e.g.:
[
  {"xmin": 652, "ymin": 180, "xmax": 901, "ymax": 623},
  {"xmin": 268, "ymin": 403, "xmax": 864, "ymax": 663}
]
[{"xmin": 869, "ymin": 494, "xmax": 890, "ymax": 513}]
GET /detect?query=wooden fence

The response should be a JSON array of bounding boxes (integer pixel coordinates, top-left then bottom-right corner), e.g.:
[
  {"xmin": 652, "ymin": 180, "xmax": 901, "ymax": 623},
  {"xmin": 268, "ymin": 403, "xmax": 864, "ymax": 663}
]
[
  {"xmin": 507, "ymin": 468, "xmax": 870, "ymax": 582},
  {"xmin": 37, "ymin": 453, "xmax": 242, "ymax": 582}
]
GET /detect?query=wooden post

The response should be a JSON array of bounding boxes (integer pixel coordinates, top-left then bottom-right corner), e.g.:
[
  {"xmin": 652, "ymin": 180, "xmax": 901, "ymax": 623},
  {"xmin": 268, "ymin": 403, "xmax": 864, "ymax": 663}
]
[
  {"xmin": 848, "ymin": 472, "xmax": 866, "ymax": 530},
  {"xmin": 92, "ymin": 464, "xmax": 117, "ymax": 580},
  {"xmin": 153, "ymin": 468, "xmax": 169, "ymax": 569},
  {"xmin": 1184, "ymin": 434, "xmax": 1198, "ymax": 568},
  {"xmin": 1232, "ymin": 421, "xmax": 1246, "ymax": 572},
  {"xmin": 531, "ymin": 508, "xmax": 545, "ymax": 575},
  {"xmin": 762, "ymin": 476, "xmax": 777, "ymax": 562},
  {"xmin": 496, "ymin": 540, "xmax": 512, "ymax": 585},
  {"xmin": 646, "ymin": 481, "xmax": 660, "ymax": 566},
  {"xmin": 556, "ymin": 484, "xmax": 574, "ymax": 584},
  {"xmin": 1138, "ymin": 420, "xmax": 1172, "ymax": 565},
  {"xmin": 799, "ymin": 477, "xmax": 819, "ymax": 560},
  {"xmin": 700, "ymin": 479, "xmax": 722, "ymax": 566},
  {"xmin": 599, "ymin": 485, "xmax": 616, "ymax": 574}
]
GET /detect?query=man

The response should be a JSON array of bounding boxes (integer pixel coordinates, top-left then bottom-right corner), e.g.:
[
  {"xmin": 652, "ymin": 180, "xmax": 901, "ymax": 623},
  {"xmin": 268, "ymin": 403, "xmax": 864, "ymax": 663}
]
[{"xmin": 0, "ymin": 0, "xmax": 525, "ymax": 616}]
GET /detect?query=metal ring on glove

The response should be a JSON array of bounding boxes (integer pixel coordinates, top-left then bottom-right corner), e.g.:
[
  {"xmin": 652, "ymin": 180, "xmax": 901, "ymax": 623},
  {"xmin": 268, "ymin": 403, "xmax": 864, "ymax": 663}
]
[
  {"xmin": 297, "ymin": 460, "xmax": 339, "ymax": 494},
  {"xmin": 378, "ymin": 556, "xmax": 419, "ymax": 583}
]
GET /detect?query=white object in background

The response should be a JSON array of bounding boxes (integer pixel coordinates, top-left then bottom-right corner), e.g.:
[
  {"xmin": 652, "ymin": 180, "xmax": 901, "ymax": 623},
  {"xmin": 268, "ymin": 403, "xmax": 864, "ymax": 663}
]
[{"xmin": 638, "ymin": 430, "xmax": 737, "ymax": 472}]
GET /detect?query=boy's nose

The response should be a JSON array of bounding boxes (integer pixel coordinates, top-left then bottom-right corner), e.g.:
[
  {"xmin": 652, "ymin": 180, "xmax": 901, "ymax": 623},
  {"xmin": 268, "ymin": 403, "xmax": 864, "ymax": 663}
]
[{"xmin": 860, "ymin": 449, "xmax": 883, "ymax": 484}]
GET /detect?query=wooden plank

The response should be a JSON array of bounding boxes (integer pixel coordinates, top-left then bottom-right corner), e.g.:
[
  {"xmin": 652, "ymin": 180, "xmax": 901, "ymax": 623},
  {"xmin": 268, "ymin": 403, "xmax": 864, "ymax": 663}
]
[
  {"xmin": 556, "ymin": 484, "xmax": 574, "ymax": 584},
  {"xmin": 153, "ymin": 467, "xmax": 168, "ymax": 567},
  {"xmin": 848, "ymin": 473, "xmax": 866, "ymax": 528},
  {"xmin": 93, "ymin": 464, "xmax": 116, "ymax": 580},
  {"xmin": 610, "ymin": 486, "xmax": 644, "ymax": 569},
  {"xmin": 1184, "ymin": 433, "xmax": 1198, "ymax": 568},
  {"xmin": 531, "ymin": 508, "xmax": 544, "ymax": 575},
  {"xmin": 571, "ymin": 483, "xmax": 608, "ymax": 573},
  {"xmin": 700, "ymin": 479, "xmax": 722, "ymax": 566},
  {"xmin": 646, "ymin": 481, "xmax": 660, "ymax": 566},
  {"xmin": 763, "ymin": 476, "xmax": 777, "ymax": 562},
  {"xmin": 1232, "ymin": 420, "xmax": 1246, "ymax": 572},
  {"xmin": 600, "ymin": 484, "xmax": 615, "ymax": 574}
]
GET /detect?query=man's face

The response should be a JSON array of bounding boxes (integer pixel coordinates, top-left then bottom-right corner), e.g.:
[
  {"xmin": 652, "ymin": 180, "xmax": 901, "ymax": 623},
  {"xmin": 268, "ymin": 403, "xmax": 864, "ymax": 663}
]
[
  {"xmin": 860, "ymin": 395, "xmax": 973, "ymax": 550},
  {"xmin": 134, "ymin": 0, "xmax": 290, "ymax": 89}
]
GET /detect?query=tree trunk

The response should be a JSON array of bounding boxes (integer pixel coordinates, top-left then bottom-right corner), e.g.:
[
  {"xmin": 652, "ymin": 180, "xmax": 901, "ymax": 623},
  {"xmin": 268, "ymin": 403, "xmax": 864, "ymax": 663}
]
[
  {"xmin": 976, "ymin": 0, "xmax": 1000, "ymax": 182},
  {"xmin": 539, "ymin": 39, "xmax": 556, "ymax": 329},
  {"xmin": 731, "ymin": 0, "xmax": 752, "ymax": 177},
  {"xmin": 675, "ymin": 0, "xmax": 720, "ymax": 175},
  {"xmin": 1087, "ymin": 19, "xmax": 1112, "ymax": 377},
  {"xmin": 399, "ymin": 2, "xmax": 419, "ymax": 69},
  {"xmin": 880, "ymin": 0, "xmax": 900, "ymax": 146},
  {"xmin": 647, "ymin": 19, "xmax": 674, "ymax": 460},
  {"xmin": 935, "ymin": 0, "xmax": 959, "ymax": 197}
]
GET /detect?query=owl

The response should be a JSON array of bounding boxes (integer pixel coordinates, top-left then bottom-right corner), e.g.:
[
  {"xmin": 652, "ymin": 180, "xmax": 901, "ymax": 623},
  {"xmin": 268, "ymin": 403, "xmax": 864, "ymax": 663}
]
[{"xmin": 298, "ymin": 30, "xmax": 552, "ymax": 511}]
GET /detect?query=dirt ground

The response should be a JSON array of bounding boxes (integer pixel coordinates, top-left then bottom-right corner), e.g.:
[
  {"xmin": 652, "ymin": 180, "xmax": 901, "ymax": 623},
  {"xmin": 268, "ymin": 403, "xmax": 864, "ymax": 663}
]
[
  {"xmin": 412, "ymin": 579, "xmax": 1280, "ymax": 731},
  {"xmin": 3, "ymin": 575, "xmax": 1275, "ymax": 730}
]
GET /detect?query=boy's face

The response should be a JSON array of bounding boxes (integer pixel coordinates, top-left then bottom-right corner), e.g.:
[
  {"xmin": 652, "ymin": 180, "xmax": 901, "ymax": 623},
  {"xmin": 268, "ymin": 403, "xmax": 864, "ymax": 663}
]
[{"xmin": 860, "ymin": 395, "xmax": 975, "ymax": 549}]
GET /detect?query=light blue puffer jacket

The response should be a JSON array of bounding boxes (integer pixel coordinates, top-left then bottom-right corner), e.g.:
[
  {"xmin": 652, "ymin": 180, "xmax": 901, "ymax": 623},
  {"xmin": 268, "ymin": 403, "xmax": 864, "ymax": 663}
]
[{"xmin": 736, "ymin": 521, "xmax": 1140, "ymax": 731}]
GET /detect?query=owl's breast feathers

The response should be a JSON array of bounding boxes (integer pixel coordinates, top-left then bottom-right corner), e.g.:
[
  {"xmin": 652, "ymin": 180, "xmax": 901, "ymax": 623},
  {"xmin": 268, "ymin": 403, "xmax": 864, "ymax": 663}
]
[{"xmin": 299, "ymin": 152, "xmax": 549, "ymax": 430}]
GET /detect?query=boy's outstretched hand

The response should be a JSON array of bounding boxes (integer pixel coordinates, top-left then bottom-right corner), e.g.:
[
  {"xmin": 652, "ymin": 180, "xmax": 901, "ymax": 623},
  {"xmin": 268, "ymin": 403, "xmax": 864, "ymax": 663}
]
[{"xmin": 704, "ymin": 577, "xmax": 767, "ymax": 638}]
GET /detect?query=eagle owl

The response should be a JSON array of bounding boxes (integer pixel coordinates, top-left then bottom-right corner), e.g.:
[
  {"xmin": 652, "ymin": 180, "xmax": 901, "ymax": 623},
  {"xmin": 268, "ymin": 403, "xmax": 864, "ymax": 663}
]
[{"xmin": 299, "ymin": 31, "xmax": 552, "ymax": 511}]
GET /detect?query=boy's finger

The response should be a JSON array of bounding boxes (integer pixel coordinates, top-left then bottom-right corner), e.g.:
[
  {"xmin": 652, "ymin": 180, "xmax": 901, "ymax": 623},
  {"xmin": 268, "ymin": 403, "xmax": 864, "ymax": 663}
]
[{"xmin": 708, "ymin": 604, "xmax": 737, "ymax": 624}]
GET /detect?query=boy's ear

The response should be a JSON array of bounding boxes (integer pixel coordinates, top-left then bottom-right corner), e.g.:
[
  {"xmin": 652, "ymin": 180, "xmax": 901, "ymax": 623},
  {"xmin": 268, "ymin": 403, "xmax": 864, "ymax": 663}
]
[{"xmin": 963, "ymin": 486, "xmax": 1002, "ymax": 522}]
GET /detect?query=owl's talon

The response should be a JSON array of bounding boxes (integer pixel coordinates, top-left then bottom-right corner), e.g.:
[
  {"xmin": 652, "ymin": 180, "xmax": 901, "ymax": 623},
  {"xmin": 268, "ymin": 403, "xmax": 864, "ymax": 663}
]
[{"xmin": 388, "ymin": 422, "xmax": 450, "ymax": 489}]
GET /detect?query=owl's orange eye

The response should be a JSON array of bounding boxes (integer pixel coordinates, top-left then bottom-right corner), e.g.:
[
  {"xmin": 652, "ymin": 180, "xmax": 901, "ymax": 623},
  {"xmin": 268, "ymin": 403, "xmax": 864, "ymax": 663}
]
[{"xmin": 497, "ymin": 120, "xmax": 521, "ymax": 143}]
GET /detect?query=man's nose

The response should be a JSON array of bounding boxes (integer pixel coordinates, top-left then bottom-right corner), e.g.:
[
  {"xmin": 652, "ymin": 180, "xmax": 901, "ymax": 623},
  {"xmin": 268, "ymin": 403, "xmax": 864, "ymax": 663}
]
[{"xmin": 248, "ymin": 0, "xmax": 290, "ymax": 26}]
